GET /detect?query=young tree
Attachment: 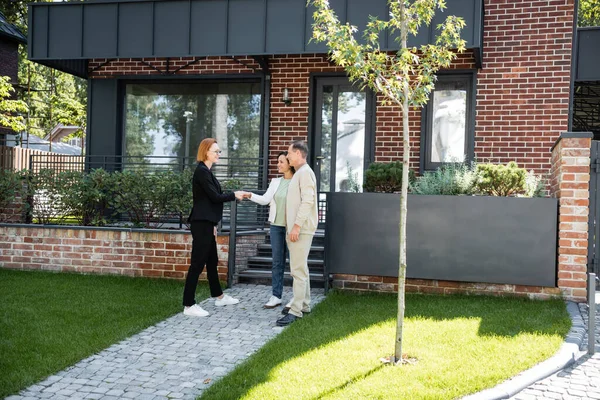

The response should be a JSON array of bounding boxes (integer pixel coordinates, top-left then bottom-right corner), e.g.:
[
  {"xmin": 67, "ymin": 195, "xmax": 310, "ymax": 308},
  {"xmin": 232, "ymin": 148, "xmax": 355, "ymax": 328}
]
[
  {"xmin": 311, "ymin": 0, "xmax": 466, "ymax": 364},
  {"xmin": 0, "ymin": 76, "xmax": 28, "ymax": 133},
  {"xmin": 579, "ymin": 0, "xmax": 600, "ymax": 27}
]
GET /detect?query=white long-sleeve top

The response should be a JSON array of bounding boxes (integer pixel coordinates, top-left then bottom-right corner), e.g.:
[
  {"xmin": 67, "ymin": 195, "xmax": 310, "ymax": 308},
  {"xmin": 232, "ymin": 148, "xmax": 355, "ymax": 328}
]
[{"xmin": 248, "ymin": 177, "xmax": 282, "ymax": 224}]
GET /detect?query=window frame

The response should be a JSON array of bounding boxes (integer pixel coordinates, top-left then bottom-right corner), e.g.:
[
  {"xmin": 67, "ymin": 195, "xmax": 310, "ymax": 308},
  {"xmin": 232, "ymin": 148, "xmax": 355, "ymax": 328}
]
[
  {"xmin": 420, "ymin": 71, "xmax": 477, "ymax": 173},
  {"xmin": 118, "ymin": 75, "xmax": 267, "ymax": 177}
]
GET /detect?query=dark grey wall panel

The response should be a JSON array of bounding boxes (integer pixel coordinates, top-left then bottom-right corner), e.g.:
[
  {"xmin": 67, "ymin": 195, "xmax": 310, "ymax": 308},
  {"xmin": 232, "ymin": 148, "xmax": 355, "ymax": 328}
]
[
  {"xmin": 31, "ymin": 6, "xmax": 48, "ymax": 59},
  {"xmin": 576, "ymin": 28, "xmax": 600, "ymax": 81},
  {"xmin": 190, "ymin": 0, "xmax": 227, "ymax": 55},
  {"xmin": 266, "ymin": 0, "xmax": 305, "ymax": 54},
  {"xmin": 155, "ymin": 1, "xmax": 189, "ymax": 56},
  {"xmin": 326, "ymin": 193, "xmax": 557, "ymax": 287},
  {"xmin": 89, "ymin": 79, "xmax": 118, "ymax": 157},
  {"xmin": 305, "ymin": 0, "xmax": 346, "ymax": 53},
  {"xmin": 83, "ymin": 4, "xmax": 118, "ymax": 58},
  {"xmin": 432, "ymin": 0, "xmax": 475, "ymax": 46},
  {"xmin": 347, "ymin": 0, "xmax": 387, "ymax": 48},
  {"xmin": 228, "ymin": 0, "xmax": 265, "ymax": 54},
  {"xmin": 48, "ymin": 5, "xmax": 82, "ymax": 58},
  {"xmin": 118, "ymin": 3, "xmax": 153, "ymax": 57},
  {"xmin": 30, "ymin": 0, "xmax": 483, "ymax": 60}
]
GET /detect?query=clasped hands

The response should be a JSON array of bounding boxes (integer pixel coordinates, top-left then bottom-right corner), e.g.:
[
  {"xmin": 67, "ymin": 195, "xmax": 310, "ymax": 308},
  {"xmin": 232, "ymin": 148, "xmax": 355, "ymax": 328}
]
[{"xmin": 234, "ymin": 191, "xmax": 253, "ymax": 201}]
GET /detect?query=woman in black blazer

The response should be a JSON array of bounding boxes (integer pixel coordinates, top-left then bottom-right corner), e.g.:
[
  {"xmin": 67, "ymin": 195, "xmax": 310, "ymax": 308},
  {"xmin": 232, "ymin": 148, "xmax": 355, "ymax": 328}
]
[{"xmin": 183, "ymin": 138, "xmax": 248, "ymax": 317}]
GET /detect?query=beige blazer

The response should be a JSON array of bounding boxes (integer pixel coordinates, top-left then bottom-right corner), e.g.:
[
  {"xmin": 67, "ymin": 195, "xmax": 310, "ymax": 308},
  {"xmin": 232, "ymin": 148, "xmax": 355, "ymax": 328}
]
[{"xmin": 286, "ymin": 163, "xmax": 318, "ymax": 235}]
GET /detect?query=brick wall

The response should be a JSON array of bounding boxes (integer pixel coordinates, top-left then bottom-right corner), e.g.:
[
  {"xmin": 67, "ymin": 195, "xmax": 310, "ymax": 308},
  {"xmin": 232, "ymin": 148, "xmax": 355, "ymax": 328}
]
[
  {"xmin": 0, "ymin": 226, "xmax": 229, "ymax": 282},
  {"xmin": 88, "ymin": 1, "xmax": 574, "ymax": 178},
  {"xmin": 0, "ymin": 40, "xmax": 20, "ymax": 139},
  {"xmin": 332, "ymin": 274, "xmax": 563, "ymax": 300},
  {"xmin": 475, "ymin": 0, "xmax": 575, "ymax": 174},
  {"xmin": 549, "ymin": 133, "xmax": 593, "ymax": 302},
  {"xmin": 0, "ymin": 40, "xmax": 18, "ymax": 83}
]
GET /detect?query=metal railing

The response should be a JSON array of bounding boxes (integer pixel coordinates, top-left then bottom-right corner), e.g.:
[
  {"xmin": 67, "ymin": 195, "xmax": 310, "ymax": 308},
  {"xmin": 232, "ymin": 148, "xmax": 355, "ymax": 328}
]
[
  {"xmin": 588, "ymin": 273, "xmax": 597, "ymax": 355},
  {"xmin": 22, "ymin": 154, "xmax": 267, "ymax": 228}
]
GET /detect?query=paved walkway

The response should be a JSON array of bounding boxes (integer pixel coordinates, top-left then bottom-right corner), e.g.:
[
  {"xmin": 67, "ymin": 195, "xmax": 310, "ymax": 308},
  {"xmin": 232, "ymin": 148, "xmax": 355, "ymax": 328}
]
[
  {"xmin": 7, "ymin": 284, "xmax": 325, "ymax": 400},
  {"xmin": 6, "ymin": 286, "xmax": 600, "ymax": 400},
  {"xmin": 510, "ymin": 294, "xmax": 600, "ymax": 400}
]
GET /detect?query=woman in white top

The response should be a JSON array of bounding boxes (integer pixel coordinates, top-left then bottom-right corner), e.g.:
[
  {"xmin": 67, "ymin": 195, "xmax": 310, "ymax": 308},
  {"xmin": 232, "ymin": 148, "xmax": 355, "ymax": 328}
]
[{"xmin": 247, "ymin": 152, "xmax": 295, "ymax": 308}]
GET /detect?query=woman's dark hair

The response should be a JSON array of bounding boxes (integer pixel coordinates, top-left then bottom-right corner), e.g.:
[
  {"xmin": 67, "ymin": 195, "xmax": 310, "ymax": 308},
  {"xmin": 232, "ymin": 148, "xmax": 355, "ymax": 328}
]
[{"xmin": 277, "ymin": 151, "xmax": 295, "ymax": 173}]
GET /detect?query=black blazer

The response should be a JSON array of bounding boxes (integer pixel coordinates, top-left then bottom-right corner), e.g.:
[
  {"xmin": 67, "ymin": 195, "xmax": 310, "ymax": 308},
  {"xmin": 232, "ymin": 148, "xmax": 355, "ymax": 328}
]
[{"xmin": 188, "ymin": 162, "xmax": 236, "ymax": 224}]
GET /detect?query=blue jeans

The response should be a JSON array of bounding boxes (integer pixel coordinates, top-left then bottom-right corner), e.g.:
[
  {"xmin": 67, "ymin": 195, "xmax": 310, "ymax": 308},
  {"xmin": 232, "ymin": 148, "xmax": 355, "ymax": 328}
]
[{"xmin": 270, "ymin": 225, "xmax": 287, "ymax": 299}]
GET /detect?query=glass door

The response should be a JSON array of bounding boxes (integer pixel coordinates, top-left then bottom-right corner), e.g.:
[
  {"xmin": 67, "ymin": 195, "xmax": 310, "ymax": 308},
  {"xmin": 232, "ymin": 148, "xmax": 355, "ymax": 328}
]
[{"xmin": 313, "ymin": 77, "xmax": 373, "ymax": 194}]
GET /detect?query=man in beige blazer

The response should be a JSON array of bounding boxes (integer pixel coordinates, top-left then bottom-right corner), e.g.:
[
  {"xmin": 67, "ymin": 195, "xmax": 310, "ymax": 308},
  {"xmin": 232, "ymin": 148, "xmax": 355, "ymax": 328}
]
[{"xmin": 276, "ymin": 140, "xmax": 318, "ymax": 326}]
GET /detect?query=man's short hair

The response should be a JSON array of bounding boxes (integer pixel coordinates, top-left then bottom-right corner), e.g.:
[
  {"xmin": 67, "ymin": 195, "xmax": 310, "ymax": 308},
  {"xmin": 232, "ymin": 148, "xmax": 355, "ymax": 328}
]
[{"xmin": 290, "ymin": 140, "xmax": 309, "ymax": 159}]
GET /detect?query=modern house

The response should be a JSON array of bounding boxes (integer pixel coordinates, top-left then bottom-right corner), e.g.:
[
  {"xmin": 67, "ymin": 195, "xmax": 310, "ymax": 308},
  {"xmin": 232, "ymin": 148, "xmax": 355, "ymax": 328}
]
[{"xmin": 16, "ymin": 0, "xmax": 600, "ymax": 300}]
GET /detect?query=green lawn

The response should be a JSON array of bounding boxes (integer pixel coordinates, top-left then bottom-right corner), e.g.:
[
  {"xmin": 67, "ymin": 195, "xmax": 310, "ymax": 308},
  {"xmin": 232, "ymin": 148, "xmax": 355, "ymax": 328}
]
[
  {"xmin": 0, "ymin": 269, "xmax": 208, "ymax": 398},
  {"xmin": 200, "ymin": 291, "xmax": 571, "ymax": 400}
]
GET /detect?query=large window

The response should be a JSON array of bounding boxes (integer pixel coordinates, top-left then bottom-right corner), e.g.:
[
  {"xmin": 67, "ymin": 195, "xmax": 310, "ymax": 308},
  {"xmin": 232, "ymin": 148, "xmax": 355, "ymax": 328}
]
[
  {"xmin": 123, "ymin": 81, "xmax": 262, "ymax": 165},
  {"xmin": 422, "ymin": 74, "xmax": 475, "ymax": 171}
]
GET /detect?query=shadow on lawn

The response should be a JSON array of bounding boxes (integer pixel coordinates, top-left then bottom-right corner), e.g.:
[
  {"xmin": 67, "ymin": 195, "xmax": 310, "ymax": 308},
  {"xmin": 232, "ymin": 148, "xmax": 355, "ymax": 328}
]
[{"xmin": 199, "ymin": 290, "xmax": 569, "ymax": 400}]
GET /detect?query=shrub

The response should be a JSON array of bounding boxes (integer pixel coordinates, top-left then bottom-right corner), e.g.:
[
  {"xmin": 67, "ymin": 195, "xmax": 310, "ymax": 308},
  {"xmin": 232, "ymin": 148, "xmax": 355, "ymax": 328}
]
[
  {"xmin": 0, "ymin": 169, "xmax": 25, "ymax": 222},
  {"xmin": 26, "ymin": 169, "xmax": 73, "ymax": 224},
  {"xmin": 363, "ymin": 161, "xmax": 415, "ymax": 193},
  {"xmin": 58, "ymin": 169, "xmax": 112, "ymax": 226},
  {"xmin": 525, "ymin": 170, "xmax": 546, "ymax": 198},
  {"xmin": 410, "ymin": 162, "xmax": 477, "ymax": 195},
  {"xmin": 475, "ymin": 162, "xmax": 527, "ymax": 196},
  {"xmin": 109, "ymin": 170, "xmax": 192, "ymax": 228}
]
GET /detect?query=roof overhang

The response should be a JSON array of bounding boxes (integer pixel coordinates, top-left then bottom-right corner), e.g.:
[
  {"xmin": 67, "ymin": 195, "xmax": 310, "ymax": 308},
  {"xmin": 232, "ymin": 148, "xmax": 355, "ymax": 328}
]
[{"xmin": 28, "ymin": 0, "xmax": 484, "ymax": 79}]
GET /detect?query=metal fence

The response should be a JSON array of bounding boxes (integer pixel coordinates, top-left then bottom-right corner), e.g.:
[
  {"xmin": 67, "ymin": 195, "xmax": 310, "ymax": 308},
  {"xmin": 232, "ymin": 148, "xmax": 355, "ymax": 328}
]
[{"xmin": 21, "ymin": 155, "xmax": 267, "ymax": 228}]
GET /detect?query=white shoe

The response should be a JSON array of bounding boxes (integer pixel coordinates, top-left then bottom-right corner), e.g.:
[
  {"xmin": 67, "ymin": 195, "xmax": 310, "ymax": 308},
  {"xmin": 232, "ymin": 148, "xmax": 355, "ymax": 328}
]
[
  {"xmin": 264, "ymin": 296, "xmax": 282, "ymax": 309},
  {"xmin": 215, "ymin": 294, "xmax": 239, "ymax": 307},
  {"xmin": 183, "ymin": 304, "xmax": 209, "ymax": 317}
]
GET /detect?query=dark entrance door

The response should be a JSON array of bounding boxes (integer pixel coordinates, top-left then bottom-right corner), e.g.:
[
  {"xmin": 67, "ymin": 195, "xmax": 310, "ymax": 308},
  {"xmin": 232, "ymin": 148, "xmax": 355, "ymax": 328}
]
[{"xmin": 312, "ymin": 77, "xmax": 374, "ymax": 197}]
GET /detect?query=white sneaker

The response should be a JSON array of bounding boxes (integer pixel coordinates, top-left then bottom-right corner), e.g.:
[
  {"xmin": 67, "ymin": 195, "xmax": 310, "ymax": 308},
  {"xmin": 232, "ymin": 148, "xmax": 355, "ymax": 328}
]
[
  {"xmin": 264, "ymin": 296, "xmax": 282, "ymax": 309},
  {"xmin": 183, "ymin": 304, "xmax": 209, "ymax": 317},
  {"xmin": 215, "ymin": 294, "xmax": 239, "ymax": 307}
]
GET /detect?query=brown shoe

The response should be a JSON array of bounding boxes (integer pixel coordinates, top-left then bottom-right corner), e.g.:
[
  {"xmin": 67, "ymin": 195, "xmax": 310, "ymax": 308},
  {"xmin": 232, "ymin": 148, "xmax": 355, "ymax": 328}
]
[{"xmin": 282, "ymin": 306, "xmax": 311, "ymax": 315}]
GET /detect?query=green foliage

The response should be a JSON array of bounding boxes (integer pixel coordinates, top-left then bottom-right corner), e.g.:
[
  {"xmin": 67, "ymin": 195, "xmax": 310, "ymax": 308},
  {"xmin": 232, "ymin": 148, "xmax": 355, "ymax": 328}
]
[
  {"xmin": 410, "ymin": 162, "xmax": 477, "ymax": 195},
  {"xmin": 222, "ymin": 178, "xmax": 244, "ymax": 190},
  {"xmin": 0, "ymin": 169, "xmax": 25, "ymax": 221},
  {"xmin": 475, "ymin": 162, "xmax": 527, "ymax": 197},
  {"xmin": 0, "ymin": 76, "xmax": 28, "ymax": 132},
  {"xmin": 311, "ymin": 0, "xmax": 466, "ymax": 109},
  {"xmin": 525, "ymin": 170, "xmax": 546, "ymax": 198},
  {"xmin": 26, "ymin": 169, "xmax": 68, "ymax": 224},
  {"xmin": 57, "ymin": 169, "xmax": 112, "ymax": 226},
  {"xmin": 579, "ymin": 0, "xmax": 600, "ymax": 27},
  {"xmin": 109, "ymin": 170, "xmax": 191, "ymax": 228},
  {"xmin": 345, "ymin": 161, "xmax": 361, "ymax": 193},
  {"xmin": 363, "ymin": 162, "xmax": 415, "ymax": 193}
]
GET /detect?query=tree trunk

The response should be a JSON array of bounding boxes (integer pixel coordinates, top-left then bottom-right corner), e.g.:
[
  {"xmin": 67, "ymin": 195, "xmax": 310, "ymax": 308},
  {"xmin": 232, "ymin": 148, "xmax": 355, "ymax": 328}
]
[
  {"xmin": 394, "ymin": 2, "xmax": 410, "ymax": 365},
  {"xmin": 213, "ymin": 94, "xmax": 228, "ymax": 159}
]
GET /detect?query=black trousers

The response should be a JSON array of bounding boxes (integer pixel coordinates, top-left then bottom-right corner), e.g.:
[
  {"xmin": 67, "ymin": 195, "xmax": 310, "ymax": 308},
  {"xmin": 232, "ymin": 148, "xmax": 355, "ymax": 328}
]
[{"xmin": 182, "ymin": 221, "xmax": 224, "ymax": 306}]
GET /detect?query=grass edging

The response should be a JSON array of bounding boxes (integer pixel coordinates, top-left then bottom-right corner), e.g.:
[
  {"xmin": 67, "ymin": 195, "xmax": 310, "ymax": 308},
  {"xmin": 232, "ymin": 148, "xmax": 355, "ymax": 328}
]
[{"xmin": 463, "ymin": 301, "xmax": 585, "ymax": 400}]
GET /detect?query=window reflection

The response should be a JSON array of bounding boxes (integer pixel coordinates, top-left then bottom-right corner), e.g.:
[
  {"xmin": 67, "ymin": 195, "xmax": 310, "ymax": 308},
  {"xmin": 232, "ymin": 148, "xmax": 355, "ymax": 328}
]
[
  {"xmin": 124, "ymin": 82, "xmax": 261, "ymax": 167},
  {"xmin": 431, "ymin": 86, "xmax": 467, "ymax": 163}
]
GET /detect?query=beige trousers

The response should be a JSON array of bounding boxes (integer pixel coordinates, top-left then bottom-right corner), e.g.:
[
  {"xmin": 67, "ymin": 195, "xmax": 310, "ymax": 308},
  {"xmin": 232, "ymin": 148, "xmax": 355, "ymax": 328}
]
[{"xmin": 286, "ymin": 233, "xmax": 314, "ymax": 317}]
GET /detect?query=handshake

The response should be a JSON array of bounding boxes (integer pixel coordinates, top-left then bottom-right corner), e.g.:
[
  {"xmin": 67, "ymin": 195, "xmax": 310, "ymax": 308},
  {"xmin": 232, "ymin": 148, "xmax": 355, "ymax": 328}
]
[{"xmin": 234, "ymin": 191, "xmax": 253, "ymax": 201}]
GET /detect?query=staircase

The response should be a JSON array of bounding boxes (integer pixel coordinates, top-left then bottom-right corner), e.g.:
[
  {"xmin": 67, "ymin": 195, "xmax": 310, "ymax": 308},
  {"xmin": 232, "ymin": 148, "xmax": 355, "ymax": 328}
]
[{"xmin": 237, "ymin": 229, "xmax": 326, "ymax": 288}]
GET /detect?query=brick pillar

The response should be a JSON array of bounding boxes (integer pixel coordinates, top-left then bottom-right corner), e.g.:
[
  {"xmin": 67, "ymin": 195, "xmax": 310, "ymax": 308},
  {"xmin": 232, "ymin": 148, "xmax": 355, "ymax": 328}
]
[{"xmin": 550, "ymin": 132, "xmax": 593, "ymax": 302}]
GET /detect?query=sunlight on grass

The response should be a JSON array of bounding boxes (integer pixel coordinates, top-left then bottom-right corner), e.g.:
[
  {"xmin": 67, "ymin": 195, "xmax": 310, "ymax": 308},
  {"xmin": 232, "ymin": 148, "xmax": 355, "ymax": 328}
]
[{"xmin": 200, "ymin": 291, "xmax": 570, "ymax": 400}]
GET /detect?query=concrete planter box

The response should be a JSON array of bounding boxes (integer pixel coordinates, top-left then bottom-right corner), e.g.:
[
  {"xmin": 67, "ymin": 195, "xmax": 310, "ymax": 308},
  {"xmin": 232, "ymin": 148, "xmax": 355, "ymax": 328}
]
[{"xmin": 325, "ymin": 193, "xmax": 558, "ymax": 287}]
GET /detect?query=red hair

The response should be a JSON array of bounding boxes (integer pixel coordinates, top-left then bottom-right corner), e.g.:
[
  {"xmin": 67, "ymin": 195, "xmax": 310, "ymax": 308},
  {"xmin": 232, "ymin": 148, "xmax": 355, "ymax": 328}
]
[{"xmin": 197, "ymin": 138, "xmax": 217, "ymax": 162}]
